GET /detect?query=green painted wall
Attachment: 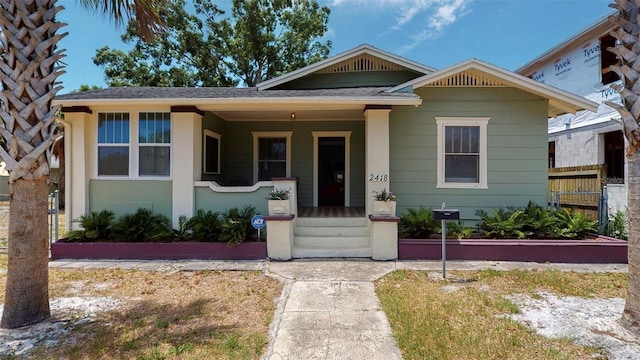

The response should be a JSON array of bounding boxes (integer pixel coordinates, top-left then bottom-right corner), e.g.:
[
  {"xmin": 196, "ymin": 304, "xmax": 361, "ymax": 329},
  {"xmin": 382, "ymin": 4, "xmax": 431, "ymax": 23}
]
[
  {"xmin": 194, "ymin": 186, "xmax": 270, "ymax": 215},
  {"xmin": 389, "ymin": 87, "xmax": 549, "ymax": 222},
  {"xmin": 275, "ymin": 71, "xmax": 422, "ymax": 89},
  {"xmin": 222, "ymin": 120, "xmax": 366, "ymax": 207},
  {"xmin": 89, "ymin": 180, "xmax": 172, "ymax": 218}
]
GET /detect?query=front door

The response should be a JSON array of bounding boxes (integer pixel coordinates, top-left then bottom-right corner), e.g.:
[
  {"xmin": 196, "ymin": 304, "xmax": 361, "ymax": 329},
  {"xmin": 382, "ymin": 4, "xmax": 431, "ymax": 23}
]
[
  {"xmin": 318, "ymin": 137, "xmax": 345, "ymax": 206},
  {"xmin": 313, "ymin": 131, "xmax": 351, "ymax": 207}
]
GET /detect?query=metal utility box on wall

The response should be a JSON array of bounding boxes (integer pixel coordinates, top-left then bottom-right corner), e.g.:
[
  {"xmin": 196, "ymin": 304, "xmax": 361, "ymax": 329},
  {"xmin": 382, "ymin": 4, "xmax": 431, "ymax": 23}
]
[{"xmin": 432, "ymin": 209, "xmax": 460, "ymax": 220}]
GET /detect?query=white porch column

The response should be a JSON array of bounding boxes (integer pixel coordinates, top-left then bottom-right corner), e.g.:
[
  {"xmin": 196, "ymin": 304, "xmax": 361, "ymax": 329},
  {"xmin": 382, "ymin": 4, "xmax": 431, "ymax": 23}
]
[
  {"xmin": 364, "ymin": 106, "xmax": 392, "ymax": 215},
  {"xmin": 171, "ymin": 108, "xmax": 203, "ymax": 227},
  {"xmin": 64, "ymin": 108, "xmax": 92, "ymax": 231}
]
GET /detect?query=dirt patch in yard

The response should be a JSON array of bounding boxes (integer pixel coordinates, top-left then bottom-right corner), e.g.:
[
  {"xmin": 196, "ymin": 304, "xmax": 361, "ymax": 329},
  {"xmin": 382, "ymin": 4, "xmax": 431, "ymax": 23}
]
[
  {"xmin": 0, "ymin": 257, "xmax": 283, "ymax": 359},
  {"xmin": 506, "ymin": 292, "xmax": 639, "ymax": 360}
]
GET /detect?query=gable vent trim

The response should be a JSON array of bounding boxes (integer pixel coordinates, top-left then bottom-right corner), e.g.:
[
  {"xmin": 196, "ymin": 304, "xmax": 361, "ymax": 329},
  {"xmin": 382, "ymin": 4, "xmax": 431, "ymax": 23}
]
[
  {"xmin": 424, "ymin": 70, "xmax": 510, "ymax": 87},
  {"xmin": 317, "ymin": 53, "xmax": 406, "ymax": 73}
]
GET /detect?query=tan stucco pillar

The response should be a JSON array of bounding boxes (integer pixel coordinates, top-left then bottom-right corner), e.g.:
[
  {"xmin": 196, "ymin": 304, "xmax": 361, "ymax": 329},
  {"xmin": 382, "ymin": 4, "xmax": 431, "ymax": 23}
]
[
  {"xmin": 64, "ymin": 109, "xmax": 93, "ymax": 231},
  {"xmin": 364, "ymin": 106, "xmax": 392, "ymax": 215},
  {"xmin": 171, "ymin": 109, "xmax": 203, "ymax": 227}
]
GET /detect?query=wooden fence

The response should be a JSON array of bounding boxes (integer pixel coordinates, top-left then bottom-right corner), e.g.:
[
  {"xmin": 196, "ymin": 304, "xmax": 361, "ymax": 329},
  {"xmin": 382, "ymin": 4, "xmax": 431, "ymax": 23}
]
[{"xmin": 548, "ymin": 164, "xmax": 606, "ymax": 220}]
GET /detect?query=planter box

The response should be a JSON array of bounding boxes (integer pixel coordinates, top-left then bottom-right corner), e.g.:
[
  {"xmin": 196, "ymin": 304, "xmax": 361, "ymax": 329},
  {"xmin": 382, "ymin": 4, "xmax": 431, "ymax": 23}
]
[
  {"xmin": 373, "ymin": 200, "xmax": 396, "ymax": 216},
  {"xmin": 398, "ymin": 238, "xmax": 628, "ymax": 263},
  {"xmin": 50, "ymin": 241, "xmax": 267, "ymax": 261},
  {"xmin": 268, "ymin": 199, "xmax": 290, "ymax": 215}
]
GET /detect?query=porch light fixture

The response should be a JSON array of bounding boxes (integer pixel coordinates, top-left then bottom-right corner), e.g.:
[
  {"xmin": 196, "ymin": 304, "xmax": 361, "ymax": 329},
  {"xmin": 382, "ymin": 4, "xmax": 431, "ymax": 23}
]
[{"xmin": 290, "ymin": 112, "xmax": 296, "ymax": 121}]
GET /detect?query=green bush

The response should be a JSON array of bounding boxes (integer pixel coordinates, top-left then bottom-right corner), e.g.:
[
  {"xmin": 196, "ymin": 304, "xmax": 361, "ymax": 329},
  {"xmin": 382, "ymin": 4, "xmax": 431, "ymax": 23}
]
[
  {"xmin": 219, "ymin": 205, "xmax": 258, "ymax": 246},
  {"xmin": 173, "ymin": 215, "xmax": 192, "ymax": 241},
  {"xmin": 445, "ymin": 221, "xmax": 476, "ymax": 239},
  {"xmin": 66, "ymin": 209, "xmax": 116, "ymax": 242},
  {"xmin": 476, "ymin": 208, "xmax": 531, "ymax": 239},
  {"xmin": 604, "ymin": 210, "xmax": 628, "ymax": 240},
  {"xmin": 399, "ymin": 207, "xmax": 440, "ymax": 238},
  {"xmin": 111, "ymin": 208, "xmax": 173, "ymax": 242},
  {"xmin": 521, "ymin": 201, "xmax": 559, "ymax": 238},
  {"xmin": 552, "ymin": 209, "xmax": 598, "ymax": 240},
  {"xmin": 187, "ymin": 209, "xmax": 223, "ymax": 242}
]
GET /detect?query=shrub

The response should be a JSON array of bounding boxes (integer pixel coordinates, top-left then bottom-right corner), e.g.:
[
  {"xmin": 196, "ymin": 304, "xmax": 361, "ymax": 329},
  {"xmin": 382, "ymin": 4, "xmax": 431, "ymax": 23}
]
[
  {"xmin": 552, "ymin": 209, "xmax": 598, "ymax": 240},
  {"xmin": 219, "ymin": 205, "xmax": 258, "ymax": 246},
  {"xmin": 187, "ymin": 209, "xmax": 223, "ymax": 242},
  {"xmin": 173, "ymin": 215, "xmax": 193, "ymax": 242},
  {"xmin": 66, "ymin": 210, "xmax": 116, "ymax": 242},
  {"xmin": 111, "ymin": 208, "xmax": 173, "ymax": 242},
  {"xmin": 521, "ymin": 201, "xmax": 559, "ymax": 238},
  {"xmin": 604, "ymin": 210, "xmax": 628, "ymax": 240},
  {"xmin": 399, "ymin": 207, "xmax": 440, "ymax": 238},
  {"xmin": 476, "ymin": 208, "xmax": 531, "ymax": 239},
  {"xmin": 445, "ymin": 221, "xmax": 476, "ymax": 239}
]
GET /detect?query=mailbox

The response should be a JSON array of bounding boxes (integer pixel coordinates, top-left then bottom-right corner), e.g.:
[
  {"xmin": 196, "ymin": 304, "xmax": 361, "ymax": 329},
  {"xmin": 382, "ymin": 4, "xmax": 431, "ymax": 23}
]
[{"xmin": 432, "ymin": 209, "xmax": 460, "ymax": 220}]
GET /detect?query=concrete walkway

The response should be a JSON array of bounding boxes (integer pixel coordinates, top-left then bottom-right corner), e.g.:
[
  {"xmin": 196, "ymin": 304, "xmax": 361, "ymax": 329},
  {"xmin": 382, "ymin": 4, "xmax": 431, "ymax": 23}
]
[{"xmin": 48, "ymin": 259, "xmax": 628, "ymax": 359}]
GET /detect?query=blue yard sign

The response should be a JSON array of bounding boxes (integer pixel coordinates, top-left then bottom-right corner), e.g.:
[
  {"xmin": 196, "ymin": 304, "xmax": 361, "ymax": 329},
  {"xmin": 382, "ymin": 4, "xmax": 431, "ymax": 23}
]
[{"xmin": 251, "ymin": 215, "xmax": 266, "ymax": 229}]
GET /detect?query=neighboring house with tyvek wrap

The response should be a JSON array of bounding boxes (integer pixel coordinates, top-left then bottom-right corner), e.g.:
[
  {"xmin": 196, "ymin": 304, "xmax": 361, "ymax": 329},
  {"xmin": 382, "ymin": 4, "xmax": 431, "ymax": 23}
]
[{"xmin": 517, "ymin": 12, "xmax": 628, "ymax": 214}]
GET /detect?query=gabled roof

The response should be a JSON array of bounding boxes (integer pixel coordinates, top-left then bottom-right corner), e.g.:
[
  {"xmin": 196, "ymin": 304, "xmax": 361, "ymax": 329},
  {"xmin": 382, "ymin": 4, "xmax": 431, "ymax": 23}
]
[
  {"xmin": 256, "ymin": 44, "xmax": 436, "ymax": 91},
  {"xmin": 516, "ymin": 12, "xmax": 618, "ymax": 76},
  {"xmin": 387, "ymin": 59, "xmax": 598, "ymax": 117}
]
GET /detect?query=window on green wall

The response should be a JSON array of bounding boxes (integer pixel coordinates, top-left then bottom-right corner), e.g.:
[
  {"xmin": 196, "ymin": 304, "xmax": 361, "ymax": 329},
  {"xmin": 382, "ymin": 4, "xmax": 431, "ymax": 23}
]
[
  {"xmin": 436, "ymin": 117, "xmax": 489, "ymax": 189},
  {"xmin": 98, "ymin": 112, "xmax": 130, "ymax": 176},
  {"xmin": 139, "ymin": 112, "xmax": 171, "ymax": 176},
  {"xmin": 252, "ymin": 131, "xmax": 292, "ymax": 183}
]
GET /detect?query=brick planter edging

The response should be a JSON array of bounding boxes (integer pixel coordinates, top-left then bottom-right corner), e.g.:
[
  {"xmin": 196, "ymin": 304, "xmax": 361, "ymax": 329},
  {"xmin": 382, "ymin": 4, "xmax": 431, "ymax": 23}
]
[
  {"xmin": 398, "ymin": 238, "xmax": 628, "ymax": 263},
  {"xmin": 50, "ymin": 241, "xmax": 267, "ymax": 261}
]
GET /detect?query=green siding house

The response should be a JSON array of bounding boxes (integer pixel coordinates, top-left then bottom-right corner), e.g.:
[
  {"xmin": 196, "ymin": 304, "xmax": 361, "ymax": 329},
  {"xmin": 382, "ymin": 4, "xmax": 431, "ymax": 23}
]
[{"xmin": 54, "ymin": 44, "xmax": 597, "ymax": 260}]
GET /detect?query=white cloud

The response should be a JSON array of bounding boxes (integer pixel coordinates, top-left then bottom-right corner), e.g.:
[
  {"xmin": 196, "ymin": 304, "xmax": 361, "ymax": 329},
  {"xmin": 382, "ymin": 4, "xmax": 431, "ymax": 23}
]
[
  {"xmin": 429, "ymin": 0, "xmax": 469, "ymax": 31},
  {"xmin": 328, "ymin": 0, "xmax": 472, "ymax": 51}
]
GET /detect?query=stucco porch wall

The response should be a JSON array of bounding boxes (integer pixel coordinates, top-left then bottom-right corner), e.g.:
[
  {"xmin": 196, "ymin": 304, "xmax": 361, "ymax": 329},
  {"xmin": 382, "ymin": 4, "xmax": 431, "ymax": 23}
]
[
  {"xmin": 89, "ymin": 180, "xmax": 173, "ymax": 219},
  {"xmin": 207, "ymin": 119, "xmax": 366, "ymax": 208},
  {"xmin": 194, "ymin": 185, "xmax": 270, "ymax": 215},
  {"xmin": 389, "ymin": 87, "xmax": 549, "ymax": 222}
]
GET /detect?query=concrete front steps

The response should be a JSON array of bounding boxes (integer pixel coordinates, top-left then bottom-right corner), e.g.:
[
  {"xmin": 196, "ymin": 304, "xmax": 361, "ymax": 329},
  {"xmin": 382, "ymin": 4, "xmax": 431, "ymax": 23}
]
[{"xmin": 292, "ymin": 217, "xmax": 370, "ymax": 258}]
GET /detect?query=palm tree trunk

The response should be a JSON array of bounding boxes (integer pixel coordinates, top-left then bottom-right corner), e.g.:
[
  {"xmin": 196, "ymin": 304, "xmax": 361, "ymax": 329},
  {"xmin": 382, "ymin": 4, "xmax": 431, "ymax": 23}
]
[
  {"xmin": 0, "ymin": 0, "xmax": 65, "ymax": 329},
  {"xmin": 0, "ymin": 178, "xmax": 50, "ymax": 328}
]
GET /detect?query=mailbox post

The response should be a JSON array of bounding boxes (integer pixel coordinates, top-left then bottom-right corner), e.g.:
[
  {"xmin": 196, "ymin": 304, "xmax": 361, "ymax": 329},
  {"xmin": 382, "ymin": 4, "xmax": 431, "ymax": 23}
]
[{"xmin": 432, "ymin": 205, "xmax": 459, "ymax": 279}]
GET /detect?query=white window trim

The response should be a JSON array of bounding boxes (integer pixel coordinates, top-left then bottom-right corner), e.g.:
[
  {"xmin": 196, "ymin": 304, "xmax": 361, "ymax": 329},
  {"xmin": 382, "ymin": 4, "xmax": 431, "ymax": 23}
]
[
  {"xmin": 96, "ymin": 112, "xmax": 131, "ymax": 179},
  {"xmin": 435, "ymin": 117, "xmax": 489, "ymax": 189},
  {"xmin": 95, "ymin": 111, "xmax": 173, "ymax": 180},
  {"xmin": 138, "ymin": 110, "xmax": 174, "ymax": 180},
  {"xmin": 203, "ymin": 129, "xmax": 221, "ymax": 175},
  {"xmin": 252, "ymin": 131, "xmax": 292, "ymax": 183}
]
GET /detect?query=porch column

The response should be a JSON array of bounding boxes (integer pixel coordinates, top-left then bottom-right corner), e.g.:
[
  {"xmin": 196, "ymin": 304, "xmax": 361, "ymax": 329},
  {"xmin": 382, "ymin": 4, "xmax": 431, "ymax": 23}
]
[
  {"xmin": 171, "ymin": 107, "xmax": 203, "ymax": 227},
  {"xmin": 63, "ymin": 107, "xmax": 93, "ymax": 231},
  {"xmin": 364, "ymin": 106, "xmax": 392, "ymax": 215}
]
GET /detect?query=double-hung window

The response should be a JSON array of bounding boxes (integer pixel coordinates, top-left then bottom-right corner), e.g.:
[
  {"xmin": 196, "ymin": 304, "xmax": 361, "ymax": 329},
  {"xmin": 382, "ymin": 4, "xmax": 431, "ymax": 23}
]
[
  {"xmin": 98, "ymin": 112, "xmax": 130, "ymax": 176},
  {"xmin": 436, "ymin": 117, "xmax": 489, "ymax": 189},
  {"xmin": 252, "ymin": 132, "xmax": 292, "ymax": 182},
  {"xmin": 138, "ymin": 112, "xmax": 171, "ymax": 176}
]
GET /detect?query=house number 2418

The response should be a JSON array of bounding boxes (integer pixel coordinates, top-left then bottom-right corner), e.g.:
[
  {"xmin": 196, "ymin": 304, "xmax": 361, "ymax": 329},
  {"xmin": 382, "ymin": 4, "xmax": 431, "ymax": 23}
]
[{"xmin": 369, "ymin": 174, "xmax": 389, "ymax": 182}]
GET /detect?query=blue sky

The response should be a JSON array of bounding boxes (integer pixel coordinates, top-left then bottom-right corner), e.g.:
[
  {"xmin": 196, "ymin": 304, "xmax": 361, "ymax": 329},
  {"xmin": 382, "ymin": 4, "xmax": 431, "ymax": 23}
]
[{"xmin": 57, "ymin": 0, "xmax": 613, "ymax": 93}]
